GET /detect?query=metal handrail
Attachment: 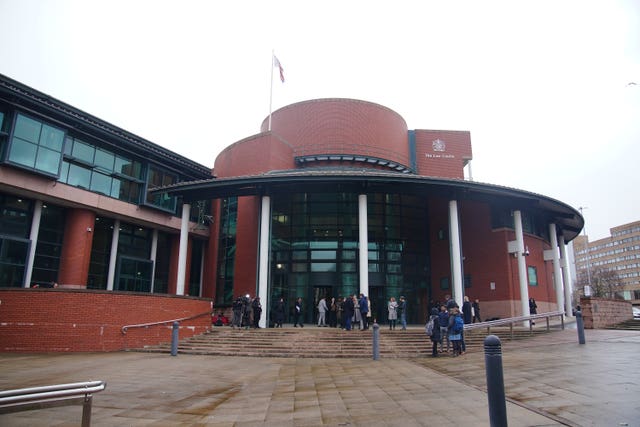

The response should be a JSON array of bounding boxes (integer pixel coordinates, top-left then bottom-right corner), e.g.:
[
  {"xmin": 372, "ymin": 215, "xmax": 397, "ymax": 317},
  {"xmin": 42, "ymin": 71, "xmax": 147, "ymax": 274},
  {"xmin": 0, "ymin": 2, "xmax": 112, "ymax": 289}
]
[
  {"xmin": 0, "ymin": 380, "xmax": 106, "ymax": 427},
  {"xmin": 463, "ymin": 310, "xmax": 566, "ymax": 339},
  {"xmin": 121, "ymin": 310, "xmax": 211, "ymax": 335}
]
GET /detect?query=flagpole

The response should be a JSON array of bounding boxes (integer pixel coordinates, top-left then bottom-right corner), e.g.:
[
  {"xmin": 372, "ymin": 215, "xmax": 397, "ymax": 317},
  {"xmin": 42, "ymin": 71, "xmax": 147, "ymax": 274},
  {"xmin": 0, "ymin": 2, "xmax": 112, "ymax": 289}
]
[{"xmin": 268, "ymin": 49, "xmax": 274, "ymax": 131}]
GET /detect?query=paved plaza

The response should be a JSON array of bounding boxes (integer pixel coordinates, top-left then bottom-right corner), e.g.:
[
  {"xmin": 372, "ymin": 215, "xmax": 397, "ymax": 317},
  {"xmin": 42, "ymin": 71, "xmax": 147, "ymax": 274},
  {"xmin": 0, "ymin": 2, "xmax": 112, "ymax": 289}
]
[{"xmin": 1, "ymin": 327, "xmax": 639, "ymax": 426}]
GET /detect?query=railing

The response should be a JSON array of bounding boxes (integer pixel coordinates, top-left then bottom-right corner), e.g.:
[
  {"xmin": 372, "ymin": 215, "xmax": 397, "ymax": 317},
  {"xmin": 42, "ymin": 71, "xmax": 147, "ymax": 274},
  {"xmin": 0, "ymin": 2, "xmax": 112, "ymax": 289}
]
[
  {"xmin": 0, "ymin": 380, "xmax": 106, "ymax": 427},
  {"xmin": 464, "ymin": 310, "xmax": 566, "ymax": 340},
  {"xmin": 121, "ymin": 310, "xmax": 212, "ymax": 335}
]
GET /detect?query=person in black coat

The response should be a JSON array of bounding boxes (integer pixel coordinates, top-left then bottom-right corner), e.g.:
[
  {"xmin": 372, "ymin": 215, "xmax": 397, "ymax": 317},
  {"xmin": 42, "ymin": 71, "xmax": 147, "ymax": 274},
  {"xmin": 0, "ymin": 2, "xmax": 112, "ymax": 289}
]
[
  {"xmin": 428, "ymin": 308, "xmax": 441, "ymax": 357},
  {"xmin": 294, "ymin": 297, "xmax": 304, "ymax": 327},
  {"xmin": 462, "ymin": 296, "xmax": 473, "ymax": 324},
  {"xmin": 343, "ymin": 295, "xmax": 355, "ymax": 331},
  {"xmin": 273, "ymin": 297, "xmax": 285, "ymax": 328}
]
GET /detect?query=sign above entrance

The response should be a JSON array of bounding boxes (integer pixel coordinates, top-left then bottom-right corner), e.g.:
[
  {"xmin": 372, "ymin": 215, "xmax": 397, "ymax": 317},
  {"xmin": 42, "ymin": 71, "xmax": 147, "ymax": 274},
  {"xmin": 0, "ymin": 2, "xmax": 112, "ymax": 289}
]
[{"xmin": 426, "ymin": 139, "xmax": 454, "ymax": 159}]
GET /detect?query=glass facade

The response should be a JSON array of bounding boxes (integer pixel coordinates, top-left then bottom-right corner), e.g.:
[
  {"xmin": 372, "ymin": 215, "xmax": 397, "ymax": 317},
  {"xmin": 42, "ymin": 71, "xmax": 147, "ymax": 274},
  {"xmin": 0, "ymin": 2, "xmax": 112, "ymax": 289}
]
[
  {"xmin": 0, "ymin": 98, "xmax": 208, "ymax": 293},
  {"xmin": 31, "ymin": 204, "xmax": 65, "ymax": 285},
  {"xmin": 145, "ymin": 165, "xmax": 178, "ymax": 212},
  {"xmin": 269, "ymin": 192, "xmax": 430, "ymax": 324},
  {"xmin": 188, "ymin": 239, "xmax": 204, "ymax": 297},
  {"xmin": 61, "ymin": 136, "xmax": 144, "ymax": 203},
  {"xmin": 216, "ymin": 197, "xmax": 238, "ymax": 305},
  {"xmin": 0, "ymin": 195, "xmax": 32, "ymax": 287},
  {"xmin": 153, "ymin": 231, "xmax": 171, "ymax": 294},
  {"xmin": 87, "ymin": 217, "xmax": 114, "ymax": 290},
  {"xmin": 8, "ymin": 113, "xmax": 65, "ymax": 177}
]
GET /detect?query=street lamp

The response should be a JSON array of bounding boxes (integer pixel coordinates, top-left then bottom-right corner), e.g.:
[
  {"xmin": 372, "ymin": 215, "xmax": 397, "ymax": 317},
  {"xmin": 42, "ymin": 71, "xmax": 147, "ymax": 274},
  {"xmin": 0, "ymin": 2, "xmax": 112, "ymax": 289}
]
[{"xmin": 579, "ymin": 207, "xmax": 592, "ymax": 296}]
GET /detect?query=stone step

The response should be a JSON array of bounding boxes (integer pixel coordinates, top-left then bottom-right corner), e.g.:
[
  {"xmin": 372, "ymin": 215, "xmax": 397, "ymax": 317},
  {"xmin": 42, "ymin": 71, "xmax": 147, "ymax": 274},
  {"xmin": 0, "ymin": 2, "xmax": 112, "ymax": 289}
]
[
  {"xmin": 605, "ymin": 319, "xmax": 640, "ymax": 331},
  {"xmin": 137, "ymin": 325, "xmax": 558, "ymax": 358}
]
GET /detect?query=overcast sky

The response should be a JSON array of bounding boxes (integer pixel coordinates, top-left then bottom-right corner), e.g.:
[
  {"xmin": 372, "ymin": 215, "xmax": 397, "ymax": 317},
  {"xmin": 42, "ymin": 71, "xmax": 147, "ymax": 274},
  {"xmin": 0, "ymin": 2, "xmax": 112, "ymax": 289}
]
[{"xmin": 1, "ymin": 0, "xmax": 638, "ymax": 241}]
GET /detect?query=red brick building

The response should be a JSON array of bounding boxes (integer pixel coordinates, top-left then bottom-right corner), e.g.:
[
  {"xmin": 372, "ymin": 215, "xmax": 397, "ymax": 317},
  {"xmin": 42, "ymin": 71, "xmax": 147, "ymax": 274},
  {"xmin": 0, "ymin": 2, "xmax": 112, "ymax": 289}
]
[
  {"xmin": 166, "ymin": 98, "xmax": 583, "ymax": 326},
  {"xmin": 0, "ymin": 76, "xmax": 583, "ymax": 350}
]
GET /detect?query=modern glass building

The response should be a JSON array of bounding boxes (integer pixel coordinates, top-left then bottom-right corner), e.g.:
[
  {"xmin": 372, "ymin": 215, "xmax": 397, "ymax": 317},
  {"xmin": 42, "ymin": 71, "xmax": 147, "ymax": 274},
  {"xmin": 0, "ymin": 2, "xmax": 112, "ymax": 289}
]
[
  {"xmin": 1, "ymin": 74, "xmax": 584, "ymax": 328},
  {"xmin": 0, "ymin": 74, "xmax": 212, "ymax": 295}
]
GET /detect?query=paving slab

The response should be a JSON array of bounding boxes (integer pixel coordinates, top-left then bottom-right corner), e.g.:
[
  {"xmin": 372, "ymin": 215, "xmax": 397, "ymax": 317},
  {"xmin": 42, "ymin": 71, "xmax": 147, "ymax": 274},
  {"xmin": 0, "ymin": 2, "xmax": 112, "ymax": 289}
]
[{"xmin": 0, "ymin": 327, "xmax": 639, "ymax": 426}]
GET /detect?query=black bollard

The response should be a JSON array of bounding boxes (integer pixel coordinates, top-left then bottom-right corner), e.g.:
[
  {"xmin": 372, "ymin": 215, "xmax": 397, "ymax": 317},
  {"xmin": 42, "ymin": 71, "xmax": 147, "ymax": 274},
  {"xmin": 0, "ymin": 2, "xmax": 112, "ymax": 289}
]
[
  {"xmin": 484, "ymin": 335, "xmax": 508, "ymax": 427},
  {"xmin": 372, "ymin": 322, "xmax": 380, "ymax": 360},
  {"xmin": 171, "ymin": 321, "xmax": 179, "ymax": 356},
  {"xmin": 575, "ymin": 310, "xmax": 586, "ymax": 345}
]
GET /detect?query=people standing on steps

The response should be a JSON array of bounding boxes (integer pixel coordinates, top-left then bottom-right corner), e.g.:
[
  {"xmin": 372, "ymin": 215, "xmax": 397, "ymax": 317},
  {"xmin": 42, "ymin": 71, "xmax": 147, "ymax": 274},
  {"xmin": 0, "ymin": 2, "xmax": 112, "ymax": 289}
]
[
  {"xmin": 328, "ymin": 297, "xmax": 337, "ymax": 328},
  {"xmin": 462, "ymin": 296, "xmax": 472, "ymax": 325},
  {"xmin": 428, "ymin": 307, "xmax": 442, "ymax": 357},
  {"xmin": 359, "ymin": 293, "xmax": 369, "ymax": 330},
  {"xmin": 529, "ymin": 297, "xmax": 538, "ymax": 325},
  {"xmin": 398, "ymin": 296, "xmax": 407, "ymax": 330},
  {"xmin": 252, "ymin": 296, "xmax": 262, "ymax": 328},
  {"xmin": 438, "ymin": 304, "xmax": 450, "ymax": 352},
  {"xmin": 448, "ymin": 306, "xmax": 464, "ymax": 356},
  {"xmin": 273, "ymin": 297, "xmax": 285, "ymax": 328},
  {"xmin": 294, "ymin": 297, "xmax": 304, "ymax": 327},
  {"xmin": 387, "ymin": 297, "xmax": 398, "ymax": 330},
  {"xmin": 317, "ymin": 296, "xmax": 328, "ymax": 327},
  {"xmin": 472, "ymin": 299, "xmax": 482, "ymax": 323},
  {"xmin": 343, "ymin": 294, "xmax": 354, "ymax": 331}
]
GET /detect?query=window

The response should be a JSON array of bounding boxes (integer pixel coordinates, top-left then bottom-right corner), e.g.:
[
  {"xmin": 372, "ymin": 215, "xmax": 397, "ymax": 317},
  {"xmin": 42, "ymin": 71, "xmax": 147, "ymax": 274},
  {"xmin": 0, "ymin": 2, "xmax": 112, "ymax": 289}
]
[
  {"xmin": 440, "ymin": 276, "xmax": 450, "ymax": 290},
  {"xmin": 31, "ymin": 204, "xmax": 65, "ymax": 285},
  {"xmin": 0, "ymin": 237, "xmax": 29, "ymax": 287},
  {"xmin": 7, "ymin": 114, "xmax": 64, "ymax": 176},
  {"xmin": 61, "ymin": 136, "xmax": 143, "ymax": 203},
  {"xmin": 0, "ymin": 195, "xmax": 32, "ymax": 238},
  {"xmin": 464, "ymin": 274, "xmax": 472, "ymax": 288},
  {"xmin": 145, "ymin": 166, "xmax": 178, "ymax": 212},
  {"xmin": 116, "ymin": 256, "xmax": 152, "ymax": 292},
  {"xmin": 528, "ymin": 266, "xmax": 538, "ymax": 286}
]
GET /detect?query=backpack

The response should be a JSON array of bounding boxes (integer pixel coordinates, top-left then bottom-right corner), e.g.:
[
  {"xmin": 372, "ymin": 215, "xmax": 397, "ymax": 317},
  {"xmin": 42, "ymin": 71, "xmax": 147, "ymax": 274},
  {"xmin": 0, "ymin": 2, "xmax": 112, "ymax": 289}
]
[
  {"xmin": 425, "ymin": 318, "xmax": 435, "ymax": 336},
  {"xmin": 453, "ymin": 315, "xmax": 464, "ymax": 333}
]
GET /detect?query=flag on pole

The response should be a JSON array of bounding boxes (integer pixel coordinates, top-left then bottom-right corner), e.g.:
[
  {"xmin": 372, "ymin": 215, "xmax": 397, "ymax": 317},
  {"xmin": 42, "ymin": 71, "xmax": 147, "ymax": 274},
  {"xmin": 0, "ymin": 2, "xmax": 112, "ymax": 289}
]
[{"xmin": 273, "ymin": 55, "xmax": 285, "ymax": 83}]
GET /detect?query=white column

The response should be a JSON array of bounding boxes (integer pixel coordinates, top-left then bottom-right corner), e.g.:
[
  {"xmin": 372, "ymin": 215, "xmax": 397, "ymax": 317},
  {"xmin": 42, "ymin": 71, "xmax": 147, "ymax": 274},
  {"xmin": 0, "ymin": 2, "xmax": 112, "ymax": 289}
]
[
  {"xmin": 514, "ymin": 210, "xmax": 530, "ymax": 324},
  {"xmin": 559, "ymin": 234, "xmax": 574, "ymax": 316},
  {"xmin": 107, "ymin": 219, "xmax": 120, "ymax": 291},
  {"xmin": 358, "ymin": 194, "xmax": 369, "ymax": 298},
  {"xmin": 176, "ymin": 203, "xmax": 191, "ymax": 295},
  {"xmin": 257, "ymin": 196, "xmax": 271, "ymax": 328},
  {"xmin": 150, "ymin": 229, "xmax": 158, "ymax": 293},
  {"xmin": 449, "ymin": 200, "xmax": 464, "ymax": 308},
  {"xmin": 23, "ymin": 200, "xmax": 43, "ymax": 287},
  {"xmin": 549, "ymin": 223, "xmax": 565, "ymax": 314}
]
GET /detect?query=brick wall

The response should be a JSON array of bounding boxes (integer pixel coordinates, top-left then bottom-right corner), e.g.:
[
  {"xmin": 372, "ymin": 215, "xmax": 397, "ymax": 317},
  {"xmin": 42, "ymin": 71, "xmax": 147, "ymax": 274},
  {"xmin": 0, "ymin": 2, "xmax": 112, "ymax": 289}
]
[
  {"xmin": 0, "ymin": 289, "xmax": 212, "ymax": 352},
  {"xmin": 579, "ymin": 297, "xmax": 633, "ymax": 328}
]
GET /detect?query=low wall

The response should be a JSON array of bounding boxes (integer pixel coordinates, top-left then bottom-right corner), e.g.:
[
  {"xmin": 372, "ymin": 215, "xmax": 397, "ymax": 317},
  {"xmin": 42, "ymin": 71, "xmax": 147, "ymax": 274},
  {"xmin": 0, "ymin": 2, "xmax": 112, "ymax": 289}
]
[
  {"xmin": 0, "ymin": 288, "xmax": 213, "ymax": 352},
  {"xmin": 579, "ymin": 297, "xmax": 633, "ymax": 329}
]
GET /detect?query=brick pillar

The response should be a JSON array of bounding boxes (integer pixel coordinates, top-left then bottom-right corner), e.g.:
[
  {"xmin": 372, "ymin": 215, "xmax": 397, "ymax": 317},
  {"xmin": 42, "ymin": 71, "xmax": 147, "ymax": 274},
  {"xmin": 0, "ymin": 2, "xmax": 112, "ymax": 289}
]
[{"xmin": 58, "ymin": 209, "xmax": 96, "ymax": 288}]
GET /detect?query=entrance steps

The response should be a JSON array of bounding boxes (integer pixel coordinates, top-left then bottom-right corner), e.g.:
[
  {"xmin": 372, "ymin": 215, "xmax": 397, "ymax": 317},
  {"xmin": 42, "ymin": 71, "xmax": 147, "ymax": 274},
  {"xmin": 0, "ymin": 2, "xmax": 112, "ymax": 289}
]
[
  {"xmin": 138, "ymin": 324, "xmax": 559, "ymax": 358},
  {"xmin": 605, "ymin": 319, "xmax": 640, "ymax": 331}
]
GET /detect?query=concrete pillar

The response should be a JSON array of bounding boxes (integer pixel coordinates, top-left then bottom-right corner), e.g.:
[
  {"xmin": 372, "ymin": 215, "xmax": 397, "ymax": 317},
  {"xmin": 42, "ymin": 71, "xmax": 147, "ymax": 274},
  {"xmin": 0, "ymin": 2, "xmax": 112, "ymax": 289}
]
[
  {"xmin": 24, "ymin": 200, "xmax": 43, "ymax": 287},
  {"xmin": 176, "ymin": 203, "xmax": 191, "ymax": 295},
  {"xmin": 514, "ymin": 210, "xmax": 530, "ymax": 324},
  {"xmin": 358, "ymin": 194, "xmax": 369, "ymax": 298},
  {"xmin": 449, "ymin": 200, "xmax": 463, "ymax": 308},
  {"xmin": 559, "ymin": 234, "xmax": 574, "ymax": 316},
  {"xmin": 257, "ymin": 195, "xmax": 271, "ymax": 328},
  {"xmin": 549, "ymin": 223, "xmax": 565, "ymax": 314},
  {"xmin": 107, "ymin": 219, "xmax": 120, "ymax": 291}
]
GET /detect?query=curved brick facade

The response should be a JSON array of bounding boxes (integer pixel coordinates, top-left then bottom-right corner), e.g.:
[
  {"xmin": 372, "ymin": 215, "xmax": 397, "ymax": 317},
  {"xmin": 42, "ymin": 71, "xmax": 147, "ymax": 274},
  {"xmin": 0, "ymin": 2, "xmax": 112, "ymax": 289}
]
[{"xmin": 261, "ymin": 99, "xmax": 410, "ymax": 168}]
